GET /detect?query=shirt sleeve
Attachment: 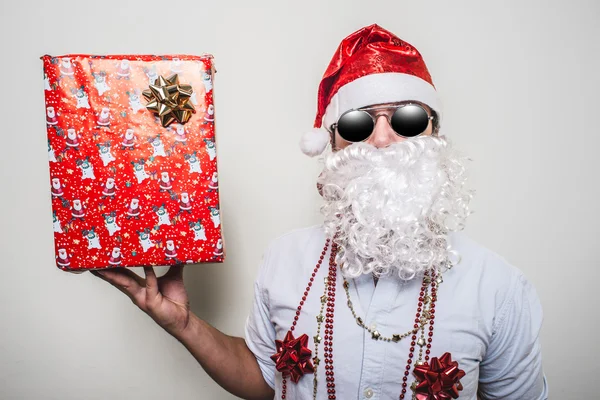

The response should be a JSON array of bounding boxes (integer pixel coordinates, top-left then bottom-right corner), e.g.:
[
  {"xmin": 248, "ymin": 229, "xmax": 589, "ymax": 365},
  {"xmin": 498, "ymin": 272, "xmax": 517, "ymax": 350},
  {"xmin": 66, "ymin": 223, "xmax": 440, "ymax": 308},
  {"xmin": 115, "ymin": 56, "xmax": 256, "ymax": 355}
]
[
  {"xmin": 244, "ymin": 247, "xmax": 277, "ymax": 390},
  {"xmin": 477, "ymin": 271, "xmax": 549, "ymax": 400}
]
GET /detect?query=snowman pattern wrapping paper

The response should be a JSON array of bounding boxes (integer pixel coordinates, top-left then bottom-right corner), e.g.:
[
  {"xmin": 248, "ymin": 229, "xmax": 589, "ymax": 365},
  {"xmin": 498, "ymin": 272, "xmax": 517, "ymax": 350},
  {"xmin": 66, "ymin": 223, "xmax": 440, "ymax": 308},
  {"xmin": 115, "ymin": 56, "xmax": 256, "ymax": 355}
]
[{"xmin": 42, "ymin": 54, "xmax": 224, "ymax": 271}]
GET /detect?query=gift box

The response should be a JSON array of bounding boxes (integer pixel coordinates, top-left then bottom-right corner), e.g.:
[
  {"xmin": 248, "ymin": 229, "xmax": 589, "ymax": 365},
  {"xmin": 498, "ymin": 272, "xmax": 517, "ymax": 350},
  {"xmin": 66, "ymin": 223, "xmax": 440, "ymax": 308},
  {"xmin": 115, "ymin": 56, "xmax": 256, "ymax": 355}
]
[{"xmin": 41, "ymin": 54, "xmax": 224, "ymax": 271}]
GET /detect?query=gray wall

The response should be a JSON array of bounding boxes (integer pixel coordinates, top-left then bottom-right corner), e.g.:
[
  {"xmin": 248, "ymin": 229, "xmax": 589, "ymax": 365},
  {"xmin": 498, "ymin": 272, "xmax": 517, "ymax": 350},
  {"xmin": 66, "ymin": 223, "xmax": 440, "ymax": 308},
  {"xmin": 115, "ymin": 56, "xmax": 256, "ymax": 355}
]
[{"xmin": 1, "ymin": 0, "xmax": 598, "ymax": 398}]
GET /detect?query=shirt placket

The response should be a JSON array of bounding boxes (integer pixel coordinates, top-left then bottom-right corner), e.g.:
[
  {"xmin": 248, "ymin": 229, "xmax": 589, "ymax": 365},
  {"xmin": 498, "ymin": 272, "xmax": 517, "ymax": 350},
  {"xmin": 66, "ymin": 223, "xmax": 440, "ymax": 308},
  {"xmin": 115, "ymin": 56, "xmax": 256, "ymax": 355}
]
[{"xmin": 353, "ymin": 275, "xmax": 397, "ymax": 400}]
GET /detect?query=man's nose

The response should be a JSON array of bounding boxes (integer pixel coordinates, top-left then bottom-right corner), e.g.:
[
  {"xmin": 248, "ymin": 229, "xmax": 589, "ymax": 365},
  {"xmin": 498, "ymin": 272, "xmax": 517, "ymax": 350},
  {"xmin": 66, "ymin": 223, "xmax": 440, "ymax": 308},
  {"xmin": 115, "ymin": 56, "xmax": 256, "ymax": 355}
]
[{"xmin": 365, "ymin": 114, "xmax": 404, "ymax": 148}]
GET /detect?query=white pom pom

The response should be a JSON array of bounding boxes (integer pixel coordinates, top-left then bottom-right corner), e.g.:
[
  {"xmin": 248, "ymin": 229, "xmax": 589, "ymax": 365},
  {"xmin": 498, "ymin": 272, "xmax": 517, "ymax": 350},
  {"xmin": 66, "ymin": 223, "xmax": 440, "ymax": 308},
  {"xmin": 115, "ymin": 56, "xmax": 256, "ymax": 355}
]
[{"xmin": 299, "ymin": 128, "xmax": 330, "ymax": 157}]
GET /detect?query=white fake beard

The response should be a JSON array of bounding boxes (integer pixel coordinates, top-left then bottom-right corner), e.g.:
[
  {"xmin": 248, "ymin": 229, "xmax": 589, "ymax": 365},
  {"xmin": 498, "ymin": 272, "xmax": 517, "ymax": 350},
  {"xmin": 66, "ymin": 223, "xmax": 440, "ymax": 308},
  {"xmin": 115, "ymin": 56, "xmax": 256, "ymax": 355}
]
[{"xmin": 317, "ymin": 135, "xmax": 474, "ymax": 281}]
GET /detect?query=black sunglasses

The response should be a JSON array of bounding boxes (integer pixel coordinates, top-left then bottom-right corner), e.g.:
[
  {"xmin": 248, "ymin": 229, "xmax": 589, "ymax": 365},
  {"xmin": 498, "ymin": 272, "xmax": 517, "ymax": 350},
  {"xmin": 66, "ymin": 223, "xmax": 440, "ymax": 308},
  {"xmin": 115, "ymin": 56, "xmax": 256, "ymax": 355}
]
[{"xmin": 330, "ymin": 103, "xmax": 434, "ymax": 143}]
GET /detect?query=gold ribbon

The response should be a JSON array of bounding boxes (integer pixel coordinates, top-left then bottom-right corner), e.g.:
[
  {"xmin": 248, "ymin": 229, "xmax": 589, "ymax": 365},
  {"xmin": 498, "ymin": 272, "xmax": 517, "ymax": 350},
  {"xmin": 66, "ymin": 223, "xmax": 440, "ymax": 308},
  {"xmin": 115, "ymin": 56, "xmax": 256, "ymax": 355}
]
[{"xmin": 143, "ymin": 74, "xmax": 195, "ymax": 127}]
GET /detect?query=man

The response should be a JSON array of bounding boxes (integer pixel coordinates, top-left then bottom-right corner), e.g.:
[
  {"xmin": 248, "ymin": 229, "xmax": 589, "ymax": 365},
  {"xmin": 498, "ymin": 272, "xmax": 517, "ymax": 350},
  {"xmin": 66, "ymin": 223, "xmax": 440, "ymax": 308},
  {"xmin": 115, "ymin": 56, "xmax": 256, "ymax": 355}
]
[{"xmin": 92, "ymin": 24, "xmax": 548, "ymax": 400}]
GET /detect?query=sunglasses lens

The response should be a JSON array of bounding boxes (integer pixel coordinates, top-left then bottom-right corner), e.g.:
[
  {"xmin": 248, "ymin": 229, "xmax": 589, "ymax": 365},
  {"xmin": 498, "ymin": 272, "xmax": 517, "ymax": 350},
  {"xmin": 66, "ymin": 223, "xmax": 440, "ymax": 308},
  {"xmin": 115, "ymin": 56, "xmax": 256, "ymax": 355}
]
[
  {"xmin": 337, "ymin": 110, "xmax": 374, "ymax": 142},
  {"xmin": 390, "ymin": 104, "xmax": 430, "ymax": 137}
]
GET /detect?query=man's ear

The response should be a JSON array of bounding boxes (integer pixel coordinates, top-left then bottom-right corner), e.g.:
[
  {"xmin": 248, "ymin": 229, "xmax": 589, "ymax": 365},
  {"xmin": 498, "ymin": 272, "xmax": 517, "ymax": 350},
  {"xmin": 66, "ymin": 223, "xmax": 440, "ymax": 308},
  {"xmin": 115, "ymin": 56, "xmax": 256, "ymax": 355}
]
[{"xmin": 330, "ymin": 130, "xmax": 336, "ymax": 150}]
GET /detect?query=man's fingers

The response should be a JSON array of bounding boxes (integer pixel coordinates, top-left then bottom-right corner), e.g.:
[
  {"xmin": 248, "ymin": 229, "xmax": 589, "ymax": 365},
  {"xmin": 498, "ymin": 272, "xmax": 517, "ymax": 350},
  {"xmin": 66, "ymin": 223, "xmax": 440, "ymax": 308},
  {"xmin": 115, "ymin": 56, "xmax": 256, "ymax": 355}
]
[
  {"xmin": 90, "ymin": 268, "xmax": 145, "ymax": 300},
  {"xmin": 97, "ymin": 267, "xmax": 145, "ymax": 286},
  {"xmin": 162, "ymin": 264, "xmax": 184, "ymax": 281},
  {"xmin": 143, "ymin": 266, "xmax": 159, "ymax": 300}
]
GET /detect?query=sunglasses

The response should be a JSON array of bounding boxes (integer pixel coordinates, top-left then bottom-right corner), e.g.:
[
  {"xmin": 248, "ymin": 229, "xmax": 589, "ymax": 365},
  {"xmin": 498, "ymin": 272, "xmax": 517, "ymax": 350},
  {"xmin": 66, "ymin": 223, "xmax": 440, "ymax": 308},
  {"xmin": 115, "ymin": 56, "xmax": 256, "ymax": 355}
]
[{"xmin": 330, "ymin": 103, "xmax": 435, "ymax": 143}]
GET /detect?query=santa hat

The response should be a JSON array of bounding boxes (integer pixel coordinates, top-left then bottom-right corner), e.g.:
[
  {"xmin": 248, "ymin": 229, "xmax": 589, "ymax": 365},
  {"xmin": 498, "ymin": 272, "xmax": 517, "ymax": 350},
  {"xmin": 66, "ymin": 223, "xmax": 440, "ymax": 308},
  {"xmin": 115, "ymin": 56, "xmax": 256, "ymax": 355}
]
[{"xmin": 300, "ymin": 24, "xmax": 443, "ymax": 157}]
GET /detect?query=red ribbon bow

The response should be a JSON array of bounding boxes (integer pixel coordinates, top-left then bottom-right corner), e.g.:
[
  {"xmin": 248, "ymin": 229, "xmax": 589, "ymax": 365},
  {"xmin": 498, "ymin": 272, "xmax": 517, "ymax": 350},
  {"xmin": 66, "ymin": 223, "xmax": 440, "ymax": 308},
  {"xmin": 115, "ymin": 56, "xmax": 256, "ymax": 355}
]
[
  {"xmin": 413, "ymin": 352, "xmax": 466, "ymax": 400},
  {"xmin": 270, "ymin": 330, "xmax": 314, "ymax": 383}
]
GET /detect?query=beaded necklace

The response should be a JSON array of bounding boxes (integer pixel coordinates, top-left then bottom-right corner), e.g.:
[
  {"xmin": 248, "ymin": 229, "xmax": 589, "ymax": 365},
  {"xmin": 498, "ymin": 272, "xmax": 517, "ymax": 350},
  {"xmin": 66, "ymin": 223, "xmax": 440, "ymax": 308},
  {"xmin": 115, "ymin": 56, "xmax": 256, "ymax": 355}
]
[{"xmin": 270, "ymin": 238, "xmax": 465, "ymax": 400}]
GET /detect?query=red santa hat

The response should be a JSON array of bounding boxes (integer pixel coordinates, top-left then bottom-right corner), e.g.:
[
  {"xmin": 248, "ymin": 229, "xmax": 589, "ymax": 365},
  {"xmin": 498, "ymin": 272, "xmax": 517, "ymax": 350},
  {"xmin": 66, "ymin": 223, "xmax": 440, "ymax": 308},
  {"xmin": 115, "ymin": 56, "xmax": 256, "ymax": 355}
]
[{"xmin": 300, "ymin": 24, "xmax": 443, "ymax": 157}]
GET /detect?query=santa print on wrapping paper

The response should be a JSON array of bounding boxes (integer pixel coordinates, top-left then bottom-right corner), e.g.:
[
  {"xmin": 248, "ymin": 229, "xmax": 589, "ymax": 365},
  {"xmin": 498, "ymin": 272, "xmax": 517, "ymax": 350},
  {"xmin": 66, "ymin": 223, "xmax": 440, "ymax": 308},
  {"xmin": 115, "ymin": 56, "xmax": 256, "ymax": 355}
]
[
  {"xmin": 108, "ymin": 247, "xmax": 122, "ymax": 266},
  {"xmin": 102, "ymin": 177, "xmax": 117, "ymax": 199},
  {"xmin": 159, "ymin": 171, "xmax": 174, "ymax": 192},
  {"xmin": 96, "ymin": 107, "xmax": 112, "ymax": 128},
  {"xmin": 51, "ymin": 177, "xmax": 65, "ymax": 198},
  {"xmin": 96, "ymin": 141, "xmax": 116, "ymax": 166},
  {"xmin": 66, "ymin": 128, "xmax": 81, "ymax": 150},
  {"xmin": 126, "ymin": 198, "xmax": 141, "ymax": 220},
  {"xmin": 132, "ymin": 159, "xmax": 150, "ymax": 184},
  {"xmin": 184, "ymin": 151, "xmax": 202, "ymax": 174},
  {"xmin": 59, "ymin": 58, "xmax": 74, "ymax": 79},
  {"xmin": 56, "ymin": 248, "xmax": 71, "ymax": 268},
  {"xmin": 177, "ymin": 192, "xmax": 193, "ymax": 215},
  {"xmin": 189, "ymin": 219, "xmax": 207, "ymax": 241},
  {"xmin": 164, "ymin": 239, "xmax": 179, "ymax": 262},
  {"xmin": 208, "ymin": 171, "xmax": 218, "ymax": 192},
  {"xmin": 121, "ymin": 128, "xmax": 137, "ymax": 150},
  {"xmin": 46, "ymin": 106, "xmax": 59, "ymax": 126},
  {"xmin": 170, "ymin": 123, "xmax": 188, "ymax": 145},
  {"xmin": 213, "ymin": 238, "xmax": 223, "ymax": 257},
  {"xmin": 102, "ymin": 211, "xmax": 121, "ymax": 236},
  {"xmin": 115, "ymin": 59, "xmax": 131, "ymax": 80},
  {"xmin": 71, "ymin": 199, "xmax": 86, "ymax": 221},
  {"xmin": 137, "ymin": 228, "xmax": 155, "ymax": 253},
  {"xmin": 71, "ymin": 86, "xmax": 90, "ymax": 109},
  {"xmin": 82, "ymin": 227, "xmax": 101, "ymax": 249},
  {"xmin": 170, "ymin": 58, "xmax": 183, "ymax": 74},
  {"xmin": 76, "ymin": 157, "xmax": 96, "ymax": 179},
  {"xmin": 203, "ymin": 104, "xmax": 215, "ymax": 125},
  {"xmin": 153, "ymin": 204, "xmax": 171, "ymax": 226},
  {"xmin": 92, "ymin": 71, "xmax": 110, "ymax": 95}
]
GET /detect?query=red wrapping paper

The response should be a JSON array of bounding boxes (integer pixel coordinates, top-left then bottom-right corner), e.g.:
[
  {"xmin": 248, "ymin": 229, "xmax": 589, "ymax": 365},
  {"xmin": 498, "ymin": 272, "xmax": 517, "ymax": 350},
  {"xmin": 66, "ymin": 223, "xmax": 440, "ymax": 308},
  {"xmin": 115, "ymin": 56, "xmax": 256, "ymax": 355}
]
[{"xmin": 42, "ymin": 54, "xmax": 224, "ymax": 271}]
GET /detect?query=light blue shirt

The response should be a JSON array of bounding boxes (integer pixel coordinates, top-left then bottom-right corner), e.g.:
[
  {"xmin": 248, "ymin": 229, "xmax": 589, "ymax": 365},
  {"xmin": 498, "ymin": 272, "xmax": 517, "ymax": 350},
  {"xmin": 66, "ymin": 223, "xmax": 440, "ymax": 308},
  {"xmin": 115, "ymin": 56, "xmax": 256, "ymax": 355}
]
[{"xmin": 245, "ymin": 225, "xmax": 548, "ymax": 399}]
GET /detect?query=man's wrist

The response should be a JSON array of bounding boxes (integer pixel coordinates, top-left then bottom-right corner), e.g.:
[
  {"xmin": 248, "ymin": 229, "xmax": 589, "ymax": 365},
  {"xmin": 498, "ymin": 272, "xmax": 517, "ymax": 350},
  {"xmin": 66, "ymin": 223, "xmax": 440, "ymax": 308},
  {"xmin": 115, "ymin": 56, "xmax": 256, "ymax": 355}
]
[{"xmin": 172, "ymin": 312, "xmax": 202, "ymax": 344}]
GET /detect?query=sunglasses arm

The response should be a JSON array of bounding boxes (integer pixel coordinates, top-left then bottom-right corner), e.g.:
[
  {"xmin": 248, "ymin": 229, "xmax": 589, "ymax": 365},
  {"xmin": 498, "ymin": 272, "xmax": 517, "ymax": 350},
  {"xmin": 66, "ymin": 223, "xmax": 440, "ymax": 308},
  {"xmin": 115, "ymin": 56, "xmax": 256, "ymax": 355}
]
[{"xmin": 327, "ymin": 123, "xmax": 338, "ymax": 150}]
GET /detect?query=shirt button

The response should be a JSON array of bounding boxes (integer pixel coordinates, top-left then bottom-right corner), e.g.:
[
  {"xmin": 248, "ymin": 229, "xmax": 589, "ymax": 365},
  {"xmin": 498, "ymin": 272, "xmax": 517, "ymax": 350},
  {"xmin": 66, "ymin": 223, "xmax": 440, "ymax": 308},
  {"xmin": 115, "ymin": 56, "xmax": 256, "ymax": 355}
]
[
  {"xmin": 370, "ymin": 323, "xmax": 377, "ymax": 330},
  {"xmin": 364, "ymin": 388, "xmax": 374, "ymax": 398}
]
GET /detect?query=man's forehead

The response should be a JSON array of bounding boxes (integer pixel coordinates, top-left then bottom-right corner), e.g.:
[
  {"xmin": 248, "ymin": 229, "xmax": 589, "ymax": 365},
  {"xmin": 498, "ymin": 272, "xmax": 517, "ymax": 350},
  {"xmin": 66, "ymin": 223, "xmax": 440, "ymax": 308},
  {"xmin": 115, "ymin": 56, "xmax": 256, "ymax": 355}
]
[{"xmin": 361, "ymin": 100, "xmax": 431, "ymax": 110}]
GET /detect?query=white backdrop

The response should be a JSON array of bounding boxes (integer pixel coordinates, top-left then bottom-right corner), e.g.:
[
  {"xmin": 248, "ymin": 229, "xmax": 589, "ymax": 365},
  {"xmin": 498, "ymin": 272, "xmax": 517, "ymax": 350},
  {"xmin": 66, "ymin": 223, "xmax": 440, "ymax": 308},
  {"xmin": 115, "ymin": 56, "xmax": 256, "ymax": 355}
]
[{"xmin": 1, "ymin": 0, "xmax": 598, "ymax": 398}]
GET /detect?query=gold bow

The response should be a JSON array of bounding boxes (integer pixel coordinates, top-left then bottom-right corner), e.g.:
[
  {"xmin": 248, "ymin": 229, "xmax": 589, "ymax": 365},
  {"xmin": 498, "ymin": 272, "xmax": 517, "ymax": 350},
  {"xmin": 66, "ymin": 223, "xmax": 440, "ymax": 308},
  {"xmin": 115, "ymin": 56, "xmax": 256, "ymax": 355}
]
[{"xmin": 143, "ymin": 74, "xmax": 195, "ymax": 127}]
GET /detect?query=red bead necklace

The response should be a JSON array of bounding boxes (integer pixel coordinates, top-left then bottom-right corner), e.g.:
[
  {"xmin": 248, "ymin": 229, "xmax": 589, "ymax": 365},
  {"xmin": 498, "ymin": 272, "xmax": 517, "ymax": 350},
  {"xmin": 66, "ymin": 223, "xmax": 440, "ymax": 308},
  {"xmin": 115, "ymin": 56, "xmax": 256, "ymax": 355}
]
[
  {"xmin": 323, "ymin": 241, "xmax": 338, "ymax": 399},
  {"xmin": 400, "ymin": 268, "xmax": 437, "ymax": 399},
  {"xmin": 271, "ymin": 238, "xmax": 464, "ymax": 400},
  {"xmin": 270, "ymin": 238, "xmax": 335, "ymax": 399}
]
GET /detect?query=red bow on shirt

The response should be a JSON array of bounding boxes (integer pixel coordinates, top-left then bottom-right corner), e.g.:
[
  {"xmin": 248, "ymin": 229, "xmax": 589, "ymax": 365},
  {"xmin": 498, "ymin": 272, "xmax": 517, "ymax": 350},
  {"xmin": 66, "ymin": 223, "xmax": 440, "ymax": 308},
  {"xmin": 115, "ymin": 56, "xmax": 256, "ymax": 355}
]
[
  {"xmin": 271, "ymin": 330, "xmax": 315, "ymax": 383},
  {"xmin": 413, "ymin": 352, "xmax": 465, "ymax": 399}
]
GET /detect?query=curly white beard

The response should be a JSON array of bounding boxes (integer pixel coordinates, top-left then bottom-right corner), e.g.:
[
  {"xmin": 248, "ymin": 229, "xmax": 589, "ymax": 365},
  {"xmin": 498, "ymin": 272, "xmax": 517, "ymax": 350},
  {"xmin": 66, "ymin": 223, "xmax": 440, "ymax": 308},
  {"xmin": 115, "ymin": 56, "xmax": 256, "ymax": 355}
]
[{"xmin": 317, "ymin": 135, "xmax": 474, "ymax": 281}]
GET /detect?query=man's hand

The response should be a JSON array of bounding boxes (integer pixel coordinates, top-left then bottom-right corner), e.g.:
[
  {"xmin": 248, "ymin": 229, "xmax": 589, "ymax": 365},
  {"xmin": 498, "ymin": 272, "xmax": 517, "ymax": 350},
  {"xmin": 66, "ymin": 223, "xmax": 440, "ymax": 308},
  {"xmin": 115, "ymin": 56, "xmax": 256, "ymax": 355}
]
[
  {"xmin": 91, "ymin": 265, "xmax": 274, "ymax": 400},
  {"xmin": 91, "ymin": 265, "xmax": 190, "ymax": 336}
]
